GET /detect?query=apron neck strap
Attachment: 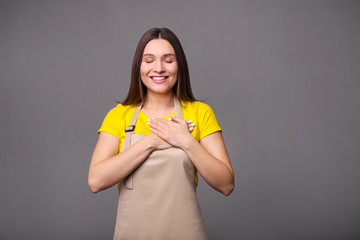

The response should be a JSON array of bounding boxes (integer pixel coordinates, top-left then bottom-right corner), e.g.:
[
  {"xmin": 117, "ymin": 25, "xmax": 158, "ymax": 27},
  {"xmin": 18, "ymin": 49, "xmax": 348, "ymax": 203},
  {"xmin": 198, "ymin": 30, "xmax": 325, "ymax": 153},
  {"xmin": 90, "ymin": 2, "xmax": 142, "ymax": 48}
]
[
  {"xmin": 174, "ymin": 96, "xmax": 183, "ymax": 119},
  {"xmin": 124, "ymin": 104, "xmax": 141, "ymax": 133}
]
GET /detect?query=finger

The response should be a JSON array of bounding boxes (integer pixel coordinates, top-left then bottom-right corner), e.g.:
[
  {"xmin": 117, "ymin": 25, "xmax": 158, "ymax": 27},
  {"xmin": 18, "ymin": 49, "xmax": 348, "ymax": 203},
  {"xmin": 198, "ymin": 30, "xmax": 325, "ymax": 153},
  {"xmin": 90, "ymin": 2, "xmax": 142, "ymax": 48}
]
[
  {"xmin": 148, "ymin": 118, "xmax": 169, "ymax": 129},
  {"xmin": 187, "ymin": 122, "xmax": 196, "ymax": 133},
  {"xmin": 148, "ymin": 121, "xmax": 161, "ymax": 131},
  {"xmin": 149, "ymin": 126, "xmax": 167, "ymax": 140},
  {"xmin": 148, "ymin": 119, "xmax": 175, "ymax": 137},
  {"xmin": 149, "ymin": 118, "xmax": 171, "ymax": 125},
  {"xmin": 169, "ymin": 115, "xmax": 184, "ymax": 123}
]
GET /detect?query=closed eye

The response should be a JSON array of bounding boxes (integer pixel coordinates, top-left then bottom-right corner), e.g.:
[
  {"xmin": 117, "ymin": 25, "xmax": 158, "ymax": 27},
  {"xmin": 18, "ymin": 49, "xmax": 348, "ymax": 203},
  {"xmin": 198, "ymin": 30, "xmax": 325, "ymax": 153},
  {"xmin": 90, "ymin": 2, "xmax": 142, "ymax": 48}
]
[{"xmin": 164, "ymin": 57, "xmax": 176, "ymax": 63}]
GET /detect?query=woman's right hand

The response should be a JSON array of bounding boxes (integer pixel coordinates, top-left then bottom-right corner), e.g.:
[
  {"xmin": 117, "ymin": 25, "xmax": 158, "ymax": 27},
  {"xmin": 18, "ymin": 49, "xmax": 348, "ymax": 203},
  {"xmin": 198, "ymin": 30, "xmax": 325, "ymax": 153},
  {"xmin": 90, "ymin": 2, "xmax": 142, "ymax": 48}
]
[
  {"xmin": 146, "ymin": 119, "xmax": 196, "ymax": 150},
  {"xmin": 146, "ymin": 132, "xmax": 172, "ymax": 150}
]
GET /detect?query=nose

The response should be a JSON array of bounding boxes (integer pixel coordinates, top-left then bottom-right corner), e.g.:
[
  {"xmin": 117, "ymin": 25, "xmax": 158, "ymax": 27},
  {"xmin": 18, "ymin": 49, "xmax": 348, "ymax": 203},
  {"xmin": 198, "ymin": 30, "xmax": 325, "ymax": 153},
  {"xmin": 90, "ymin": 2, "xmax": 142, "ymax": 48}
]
[{"xmin": 154, "ymin": 60, "xmax": 165, "ymax": 73}]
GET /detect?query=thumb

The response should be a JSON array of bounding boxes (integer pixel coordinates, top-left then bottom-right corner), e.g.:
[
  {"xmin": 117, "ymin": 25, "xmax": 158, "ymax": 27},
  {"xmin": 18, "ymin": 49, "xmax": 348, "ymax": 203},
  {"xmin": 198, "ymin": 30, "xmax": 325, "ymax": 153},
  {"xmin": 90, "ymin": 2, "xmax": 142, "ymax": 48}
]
[{"xmin": 170, "ymin": 115, "xmax": 183, "ymax": 123}]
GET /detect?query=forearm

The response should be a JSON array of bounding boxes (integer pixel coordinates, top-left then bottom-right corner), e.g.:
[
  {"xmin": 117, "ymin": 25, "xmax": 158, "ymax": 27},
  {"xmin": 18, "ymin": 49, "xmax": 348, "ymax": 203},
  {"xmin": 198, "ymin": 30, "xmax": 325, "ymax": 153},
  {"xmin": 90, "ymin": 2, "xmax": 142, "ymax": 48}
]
[
  {"xmin": 182, "ymin": 137, "xmax": 234, "ymax": 196},
  {"xmin": 88, "ymin": 137, "xmax": 153, "ymax": 193}
]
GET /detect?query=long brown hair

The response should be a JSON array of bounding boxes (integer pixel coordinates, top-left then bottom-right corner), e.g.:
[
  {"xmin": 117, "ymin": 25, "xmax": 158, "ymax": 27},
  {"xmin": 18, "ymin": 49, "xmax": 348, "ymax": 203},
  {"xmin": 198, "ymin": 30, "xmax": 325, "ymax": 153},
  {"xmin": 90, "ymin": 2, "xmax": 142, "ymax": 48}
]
[{"xmin": 122, "ymin": 28, "xmax": 196, "ymax": 105}]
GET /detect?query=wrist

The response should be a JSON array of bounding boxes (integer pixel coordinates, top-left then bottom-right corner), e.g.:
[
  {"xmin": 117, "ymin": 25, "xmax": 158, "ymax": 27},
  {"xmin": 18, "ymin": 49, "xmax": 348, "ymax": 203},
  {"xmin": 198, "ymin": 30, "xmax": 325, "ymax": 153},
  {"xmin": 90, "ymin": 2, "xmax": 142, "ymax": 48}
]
[
  {"xmin": 181, "ymin": 133, "xmax": 197, "ymax": 151},
  {"xmin": 143, "ymin": 134, "xmax": 156, "ymax": 151}
]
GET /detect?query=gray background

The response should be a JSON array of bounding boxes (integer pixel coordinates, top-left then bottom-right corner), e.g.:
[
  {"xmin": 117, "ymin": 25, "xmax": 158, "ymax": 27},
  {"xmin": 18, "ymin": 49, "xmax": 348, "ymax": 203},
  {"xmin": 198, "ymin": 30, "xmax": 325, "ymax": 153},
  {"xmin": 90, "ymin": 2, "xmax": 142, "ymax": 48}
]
[{"xmin": 1, "ymin": 0, "xmax": 359, "ymax": 239}]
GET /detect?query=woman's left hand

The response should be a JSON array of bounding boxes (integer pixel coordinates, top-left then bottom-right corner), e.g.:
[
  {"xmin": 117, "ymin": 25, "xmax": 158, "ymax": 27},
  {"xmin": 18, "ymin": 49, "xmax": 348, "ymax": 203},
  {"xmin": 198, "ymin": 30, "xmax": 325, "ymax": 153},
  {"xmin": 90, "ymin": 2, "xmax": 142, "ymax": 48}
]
[{"xmin": 148, "ymin": 116, "xmax": 194, "ymax": 148}]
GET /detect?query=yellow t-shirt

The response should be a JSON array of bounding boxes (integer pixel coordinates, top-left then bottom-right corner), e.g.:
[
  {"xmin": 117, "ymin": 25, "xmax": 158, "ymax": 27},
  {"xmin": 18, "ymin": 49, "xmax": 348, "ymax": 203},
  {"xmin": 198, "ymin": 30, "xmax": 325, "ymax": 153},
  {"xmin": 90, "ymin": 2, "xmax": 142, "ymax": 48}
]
[{"xmin": 98, "ymin": 100, "xmax": 222, "ymax": 186}]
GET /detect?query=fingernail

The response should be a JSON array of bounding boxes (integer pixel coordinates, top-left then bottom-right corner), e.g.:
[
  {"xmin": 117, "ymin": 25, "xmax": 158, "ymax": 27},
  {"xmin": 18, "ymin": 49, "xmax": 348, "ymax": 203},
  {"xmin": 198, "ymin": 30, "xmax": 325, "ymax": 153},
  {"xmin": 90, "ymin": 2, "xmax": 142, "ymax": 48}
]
[
  {"xmin": 150, "ymin": 127, "xmax": 153, "ymax": 131},
  {"xmin": 186, "ymin": 120, "xmax": 192, "ymax": 123},
  {"xmin": 190, "ymin": 123, "xmax": 196, "ymax": 127},
  {"xmin": 189, "ymin": 127, "xmax": 193, "ymax": 131},
  {"xmin": 148, "ymin": 121, "xmax": 151, "ymax": 125}
]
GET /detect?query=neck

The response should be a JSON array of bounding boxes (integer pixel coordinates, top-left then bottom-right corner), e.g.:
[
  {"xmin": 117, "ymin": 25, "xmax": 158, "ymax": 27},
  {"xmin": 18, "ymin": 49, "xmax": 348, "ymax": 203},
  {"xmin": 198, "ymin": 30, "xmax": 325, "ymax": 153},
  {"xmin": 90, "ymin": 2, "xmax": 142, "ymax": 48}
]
[{"xmin": 143, "ymin": 92, "xmax": 174, "ymax": 109}]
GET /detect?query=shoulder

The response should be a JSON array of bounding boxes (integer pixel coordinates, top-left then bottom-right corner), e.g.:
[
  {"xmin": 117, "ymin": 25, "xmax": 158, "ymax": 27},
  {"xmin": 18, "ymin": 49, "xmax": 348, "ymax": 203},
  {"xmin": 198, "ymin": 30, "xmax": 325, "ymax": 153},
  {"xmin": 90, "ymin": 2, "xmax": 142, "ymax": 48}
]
[
  {"xmin": 182, "ymin": 101, "xmax": 214, "ymax": 113},
  {"xmin": 98, "ymin": 103, "xmax": 137, "ymax": 139},
  {"xmin": 111, "ymin": 103, "xmax": 136, "ymax": 114},
  {"xmin": 106, "ymin": 103, "xmax": 137, "ymax": 120},
  {"xmin": 182, "ymin": 101, "xmax": 221, "ymax": 139},
  {"xmin": 181, "ymin": 100, "xmax": 219, "ymax": 124},
  {"xmin": 182, "ymin": 101, "xmax": 217, "ymax": 119},
  {"xmin": 100, "ymin": 103, "xmax": 137, "ymax": 130}
]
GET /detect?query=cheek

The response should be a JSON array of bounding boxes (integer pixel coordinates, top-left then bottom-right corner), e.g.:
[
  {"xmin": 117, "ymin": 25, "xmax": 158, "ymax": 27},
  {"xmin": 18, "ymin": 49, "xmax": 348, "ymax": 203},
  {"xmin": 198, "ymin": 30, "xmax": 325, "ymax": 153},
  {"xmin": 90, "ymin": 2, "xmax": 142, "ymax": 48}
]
[
  {"xmin": 140, "ymin": 67, "xmax": 148, "ymax": 84},
  {"xmin": 140, "ymin": 63, "xmax": 150, "ymax": 75},
  {"xmin": 170, "ymin": 65, "xmax": 178, "ymax": 75}
]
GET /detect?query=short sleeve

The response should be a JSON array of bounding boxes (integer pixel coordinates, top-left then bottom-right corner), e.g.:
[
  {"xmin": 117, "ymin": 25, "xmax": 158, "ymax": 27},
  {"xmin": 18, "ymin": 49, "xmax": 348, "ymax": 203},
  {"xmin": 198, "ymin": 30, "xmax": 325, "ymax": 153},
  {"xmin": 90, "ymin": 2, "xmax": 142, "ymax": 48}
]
[
  {"xmin": 97, "ymin": 106, "xmax": 124, "ymax": 140},
  {"xmin": 197, "ymin": 102, "xmax": 222, "ymax": 139}
]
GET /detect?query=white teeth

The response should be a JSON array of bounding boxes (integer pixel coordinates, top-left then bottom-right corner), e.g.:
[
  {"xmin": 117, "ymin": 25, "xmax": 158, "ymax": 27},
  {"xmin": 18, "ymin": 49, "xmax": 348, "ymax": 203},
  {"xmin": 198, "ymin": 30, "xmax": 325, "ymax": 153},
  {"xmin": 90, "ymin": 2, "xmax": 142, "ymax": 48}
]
[{"xmin": 152, "ymin": 77, "xmax": 166, "ymax": 80}]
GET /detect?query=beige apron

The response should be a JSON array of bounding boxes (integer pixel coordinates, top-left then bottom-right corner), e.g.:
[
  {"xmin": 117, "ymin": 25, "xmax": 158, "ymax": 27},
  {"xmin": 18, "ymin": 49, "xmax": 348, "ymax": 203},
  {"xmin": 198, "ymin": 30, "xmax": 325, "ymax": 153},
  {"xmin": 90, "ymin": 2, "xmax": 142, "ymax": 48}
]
[{"xmin": 113, "ymin": 98, "xmax": 207, "ymax": 240}]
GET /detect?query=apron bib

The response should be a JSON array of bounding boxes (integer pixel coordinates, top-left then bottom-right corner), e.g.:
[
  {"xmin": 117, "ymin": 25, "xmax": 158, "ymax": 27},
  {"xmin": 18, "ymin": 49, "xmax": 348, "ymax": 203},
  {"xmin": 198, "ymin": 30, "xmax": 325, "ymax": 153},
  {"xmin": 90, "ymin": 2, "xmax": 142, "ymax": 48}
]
[{"xmin": 113, "ymin": 97, "xmax": 207, "ymax": 240}]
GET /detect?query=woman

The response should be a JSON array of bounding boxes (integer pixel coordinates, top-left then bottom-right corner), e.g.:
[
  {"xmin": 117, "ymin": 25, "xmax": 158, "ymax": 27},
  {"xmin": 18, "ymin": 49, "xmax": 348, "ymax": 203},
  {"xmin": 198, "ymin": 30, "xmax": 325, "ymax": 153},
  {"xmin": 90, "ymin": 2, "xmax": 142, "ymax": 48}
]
[{"xmin": 88, "ymin": 27, "xmax": 234, "ymax": 239}]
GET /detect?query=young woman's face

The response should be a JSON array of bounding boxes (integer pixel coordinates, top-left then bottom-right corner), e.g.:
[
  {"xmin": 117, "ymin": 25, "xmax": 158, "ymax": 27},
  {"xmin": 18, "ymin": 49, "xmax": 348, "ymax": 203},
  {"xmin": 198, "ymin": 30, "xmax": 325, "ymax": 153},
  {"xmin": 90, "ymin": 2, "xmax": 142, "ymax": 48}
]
[{"xmin": 140, "ymin": 39, "xmax": 178, "ymax": 96}]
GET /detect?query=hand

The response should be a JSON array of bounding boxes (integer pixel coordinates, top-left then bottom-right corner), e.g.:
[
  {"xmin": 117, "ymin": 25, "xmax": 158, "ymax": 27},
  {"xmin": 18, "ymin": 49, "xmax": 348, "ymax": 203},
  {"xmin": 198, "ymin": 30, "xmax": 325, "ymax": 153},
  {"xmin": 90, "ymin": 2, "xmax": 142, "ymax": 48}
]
[
  {"xmin": 167, "ymin": 117, "xmax": 196, "ymax": 132},
  {"xmin": 145, "ymin": 132, "xmax": 172, "ymax": 150},
  {"xmin": 186, "ymin": 120, "xmax": 196, "ymax": 133},
  {"xmin": 148, "ymin": 116, "xmax": 194, "ymax": 148}
]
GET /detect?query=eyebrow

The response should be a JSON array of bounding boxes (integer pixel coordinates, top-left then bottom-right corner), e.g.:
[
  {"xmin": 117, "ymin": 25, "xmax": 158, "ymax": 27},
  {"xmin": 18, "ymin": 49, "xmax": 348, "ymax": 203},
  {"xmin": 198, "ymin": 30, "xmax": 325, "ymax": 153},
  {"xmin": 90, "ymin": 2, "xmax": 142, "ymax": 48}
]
[{"xmin": 143, "ymin": 53, "xmax": 176, "ymax": 57}]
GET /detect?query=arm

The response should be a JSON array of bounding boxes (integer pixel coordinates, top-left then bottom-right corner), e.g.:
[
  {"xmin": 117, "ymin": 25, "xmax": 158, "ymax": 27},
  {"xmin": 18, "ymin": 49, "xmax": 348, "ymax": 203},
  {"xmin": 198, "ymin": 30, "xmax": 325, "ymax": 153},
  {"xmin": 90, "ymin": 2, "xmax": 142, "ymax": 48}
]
[
  {"xmin": 148, "ymin": 116, "xmax": 234, "ymax": 196},
  {"xmin": 89, "ymin": 120, "xmax": 196, "ymax": 193},
  {"xmin": 88, "ymin": 132, "xmax": 170, "ymax": 193},
  {"xmin": 184, "ymin": 131, "xmax": 234, "ymax": 196}
]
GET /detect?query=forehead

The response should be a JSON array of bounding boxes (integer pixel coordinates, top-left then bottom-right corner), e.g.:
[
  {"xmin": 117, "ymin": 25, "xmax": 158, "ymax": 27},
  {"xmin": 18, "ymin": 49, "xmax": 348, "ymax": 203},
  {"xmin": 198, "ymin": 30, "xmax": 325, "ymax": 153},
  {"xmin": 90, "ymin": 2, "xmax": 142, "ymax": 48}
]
[{"xmin": 143, "ymin": 39, "xmax": 175, "ymax": 55}]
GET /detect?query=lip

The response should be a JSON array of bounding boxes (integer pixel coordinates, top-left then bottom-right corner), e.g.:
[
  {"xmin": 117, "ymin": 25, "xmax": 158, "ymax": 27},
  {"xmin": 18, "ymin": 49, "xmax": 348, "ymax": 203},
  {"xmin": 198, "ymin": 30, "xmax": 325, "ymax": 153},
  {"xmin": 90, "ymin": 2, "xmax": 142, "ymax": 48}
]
[{"xmin": 150, "ymin": 76, "xmax": 169, "ymax": 84}]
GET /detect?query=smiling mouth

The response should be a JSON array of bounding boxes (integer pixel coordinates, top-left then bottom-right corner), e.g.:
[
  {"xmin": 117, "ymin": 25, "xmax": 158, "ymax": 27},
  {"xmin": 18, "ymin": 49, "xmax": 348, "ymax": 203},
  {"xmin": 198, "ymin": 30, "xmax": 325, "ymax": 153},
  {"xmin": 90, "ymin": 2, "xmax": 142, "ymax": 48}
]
[
  {"xmin": 150, "ymin": 76, "xmax": 169, "ymax": 83},
  {"xmin": 151, "ymin": 76, "xmax": 168, "ymax": 80}
]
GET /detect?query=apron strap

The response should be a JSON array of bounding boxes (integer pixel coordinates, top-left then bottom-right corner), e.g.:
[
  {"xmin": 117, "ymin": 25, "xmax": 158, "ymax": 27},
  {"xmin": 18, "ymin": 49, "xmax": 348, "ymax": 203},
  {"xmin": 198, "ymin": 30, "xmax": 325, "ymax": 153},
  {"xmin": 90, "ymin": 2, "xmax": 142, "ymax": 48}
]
[
  {"xmin": 174, "ymin": 96, "xmax": 183, "ymax": 119},
  {"xmin": 121, "ymin": 104, "xmax": 141, "ymax": 153},
  {"xmin": 123, "ymin": 97, "xmax": 183, "ymax": 190},
  {"xmin": 121, "ymin": 104, "xmax": 141, "ymax": 190}
]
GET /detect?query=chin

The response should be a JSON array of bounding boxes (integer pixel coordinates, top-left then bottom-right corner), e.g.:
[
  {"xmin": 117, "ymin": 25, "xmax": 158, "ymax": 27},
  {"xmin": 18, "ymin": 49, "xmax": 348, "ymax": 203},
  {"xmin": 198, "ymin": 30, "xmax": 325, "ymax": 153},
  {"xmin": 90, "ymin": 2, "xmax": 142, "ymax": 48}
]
[
  {"xmin": 145, "ymin": 82, "xmax": 176, "ymax": 95},
  {"xmin": 149, "ymin": 89, "xmax": 173, "ymax": 95}
]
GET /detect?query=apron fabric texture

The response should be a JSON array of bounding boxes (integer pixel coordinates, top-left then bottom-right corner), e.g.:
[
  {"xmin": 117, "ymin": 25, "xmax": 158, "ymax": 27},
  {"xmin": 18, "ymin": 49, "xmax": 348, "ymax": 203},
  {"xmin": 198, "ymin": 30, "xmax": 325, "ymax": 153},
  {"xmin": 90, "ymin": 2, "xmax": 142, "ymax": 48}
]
[{"xmin": 113, "ymin": 98, "xmax": 208, "ymax": 240}]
